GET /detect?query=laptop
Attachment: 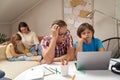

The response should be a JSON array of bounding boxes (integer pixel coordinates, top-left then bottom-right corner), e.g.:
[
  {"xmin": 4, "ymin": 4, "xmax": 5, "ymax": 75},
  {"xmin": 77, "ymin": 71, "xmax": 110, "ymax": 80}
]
[{"xmin": 76, "ymin": 51, "xmax": 111, "ymax": 70}]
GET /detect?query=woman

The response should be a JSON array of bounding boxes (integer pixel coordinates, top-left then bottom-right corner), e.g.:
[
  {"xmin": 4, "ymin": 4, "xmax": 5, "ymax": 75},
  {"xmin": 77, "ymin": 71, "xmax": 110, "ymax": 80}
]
[
  {"xmin": 75, "ymin": 23, "xmax": 105, "ymax": 56},
  {"xmin": 17, "ymin": 22, "xmax": 42, "ymax": 56},
  {"xmin": 5, "ymin": 33, "xmax": 41, "ymax": 62}
]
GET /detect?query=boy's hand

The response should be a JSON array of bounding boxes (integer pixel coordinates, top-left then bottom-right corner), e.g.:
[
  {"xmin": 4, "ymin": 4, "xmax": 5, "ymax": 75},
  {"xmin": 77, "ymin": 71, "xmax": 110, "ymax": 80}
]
[{"xmin": 79, "ymin": 38, "xmax": 89, "ymax": 43}]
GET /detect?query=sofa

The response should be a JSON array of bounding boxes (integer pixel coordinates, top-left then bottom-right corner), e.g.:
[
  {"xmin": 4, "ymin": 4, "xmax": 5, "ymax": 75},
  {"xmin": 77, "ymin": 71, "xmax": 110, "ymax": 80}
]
[
  {"xmin": 0, "ymin": 36, "xmax": 43, "ymax": 79},
  {"xmin": 0, "ymin": 45, "xmax": 41, "ymax": 79}
]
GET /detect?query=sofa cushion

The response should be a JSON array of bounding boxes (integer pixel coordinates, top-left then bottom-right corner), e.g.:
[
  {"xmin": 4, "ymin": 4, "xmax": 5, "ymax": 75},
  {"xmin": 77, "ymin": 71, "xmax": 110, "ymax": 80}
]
[
  {"xmin": 0, "ymin": 60, "xmax": 40, "ymax": 79},
  {"xmin": 0, "ymin": 45, "xmax": 7, "ymax": 60}
]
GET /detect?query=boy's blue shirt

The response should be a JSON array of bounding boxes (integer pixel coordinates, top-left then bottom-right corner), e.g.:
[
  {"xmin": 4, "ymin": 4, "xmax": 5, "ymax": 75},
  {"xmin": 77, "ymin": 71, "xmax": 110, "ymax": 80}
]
[{"xmin": 74, "ymin": 38, "xmax": 104, "ymax": 51}]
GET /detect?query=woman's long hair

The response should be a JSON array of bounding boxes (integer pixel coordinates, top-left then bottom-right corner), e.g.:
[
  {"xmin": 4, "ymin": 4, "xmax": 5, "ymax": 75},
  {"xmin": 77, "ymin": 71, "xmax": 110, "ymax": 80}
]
[{"xmin": 18, "ymin": 22, "xmax": 30, "ymax": 32}]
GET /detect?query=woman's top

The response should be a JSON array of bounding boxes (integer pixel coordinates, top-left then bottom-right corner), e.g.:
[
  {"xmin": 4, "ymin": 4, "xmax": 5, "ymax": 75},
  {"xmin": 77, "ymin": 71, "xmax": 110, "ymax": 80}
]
[{"xmin": 18, "ymin": 31, "xmax": 39, "ymax": 49}]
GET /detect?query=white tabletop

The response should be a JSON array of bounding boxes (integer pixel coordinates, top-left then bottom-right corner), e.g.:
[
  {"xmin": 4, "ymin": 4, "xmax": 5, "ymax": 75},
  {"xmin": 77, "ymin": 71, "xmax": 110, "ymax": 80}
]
[
  {"xmin": 14, "ymin": 59, "xmax": 120, "ymax": 80},
  {"xmin": 14, "ymin": 61, "xmax": 76, "ymax": 80},
  {"xmin": 76, "ymin": 70, "xmax": 120, "ymax": 80}
]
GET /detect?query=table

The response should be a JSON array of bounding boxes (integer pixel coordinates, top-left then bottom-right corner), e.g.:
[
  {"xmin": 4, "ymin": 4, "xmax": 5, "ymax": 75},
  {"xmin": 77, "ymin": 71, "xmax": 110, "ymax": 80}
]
[
  {"xmin": 14, "ymin": 61, "xmax": 76, "ymax": 80},
  {"xmin": 14, "ymin": 59, "xmax": 120, "ymax": 80}
]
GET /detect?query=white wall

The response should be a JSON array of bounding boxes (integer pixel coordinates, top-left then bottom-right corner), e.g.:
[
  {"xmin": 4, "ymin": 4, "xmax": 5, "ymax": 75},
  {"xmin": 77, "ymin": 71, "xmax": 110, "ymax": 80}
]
[
  {"xmin": 0, "ymin": 24, "xmax": 11, "ymax": 37},
  {"xmin": 115, "ymin": 0, "xmax": 120, "ymax": 37},
  {"xmin": 11, "ymin": 0, "xmax": 117, "ymax": 42},
  {"xmin": 94, "ymin": 0, "xmax": 116, "ymax": 40},
  {"xmin": 116, "ymin": 0, "xmax": 120, "ymax": 20},
  {"xmin": 11, "ymin": 0, "xmax": 63, "ymax": 36}
]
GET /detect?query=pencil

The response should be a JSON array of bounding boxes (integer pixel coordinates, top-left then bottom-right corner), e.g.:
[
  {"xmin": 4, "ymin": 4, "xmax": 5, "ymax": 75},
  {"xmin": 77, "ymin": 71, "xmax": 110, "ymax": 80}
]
[
  {"xmin": 43, "ymin": 66, "xmax": 55, "ymax": 74},
  {"xmin": 72, "ymin": 74, "xmax": 76, "ymax": 80}
]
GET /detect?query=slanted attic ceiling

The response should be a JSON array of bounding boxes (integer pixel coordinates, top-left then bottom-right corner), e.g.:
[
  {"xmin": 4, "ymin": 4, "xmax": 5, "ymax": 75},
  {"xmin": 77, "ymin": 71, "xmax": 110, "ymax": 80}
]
[{"xmin": 0, "ymin": 0, "xmax": 42, "ymax": 24}]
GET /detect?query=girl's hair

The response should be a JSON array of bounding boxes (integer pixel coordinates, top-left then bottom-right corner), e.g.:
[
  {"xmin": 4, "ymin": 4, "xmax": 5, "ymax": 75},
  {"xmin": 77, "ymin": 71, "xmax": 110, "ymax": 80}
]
[
  {"xmin": 18, "ymin": 22, "xmax": 30, "ymax": 32},
  {"xmin": 10, "ymin": 34, "xmax": 21, "ymax": 45},
  {"xmin": 10, "ymin": 34, "xmax": 23, "ymax": 54},
  {"xmin": 77, "ymin": 23, "xmax": 95, "ymax": 38},
  {"xmin": 51, "ymin": 20, "xmax": 67, "ymax": 28}
]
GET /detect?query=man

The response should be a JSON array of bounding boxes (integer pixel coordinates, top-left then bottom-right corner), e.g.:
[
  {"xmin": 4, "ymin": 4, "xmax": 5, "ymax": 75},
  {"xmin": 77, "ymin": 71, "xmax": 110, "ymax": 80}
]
[{"xmin": 41, "ymin": 20, "xmax": 75, "ymax": 64}]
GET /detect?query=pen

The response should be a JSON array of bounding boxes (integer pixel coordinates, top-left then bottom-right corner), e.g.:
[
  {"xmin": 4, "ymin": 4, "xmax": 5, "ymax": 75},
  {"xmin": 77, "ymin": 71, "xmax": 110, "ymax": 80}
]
[
  {"xmin": 61, "ymin": 58, "xmax": 66, "ymax": 65},
  {"xmin": 49, "ymin": 67, "xmax": 56, "ymax": 71},
  {"xmin": 62, "ymin": 61, "xmax": 64, "ymax": 65},
  {"xmin": 66, "ymin": 59, "xmax": 69, "ymax": 65},
  {"xmin": 61, "ymin": 58, "xmax": 69, "ymax": 65},
  {"xmin": 43, "ymin": 66, "xmax": 55, "ymax": 74}
]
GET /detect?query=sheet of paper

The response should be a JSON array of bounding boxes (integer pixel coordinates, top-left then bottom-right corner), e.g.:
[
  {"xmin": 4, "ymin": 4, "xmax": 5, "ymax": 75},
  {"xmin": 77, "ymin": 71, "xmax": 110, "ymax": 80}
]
[
  {"xmin": 24, "ymin": 68, "xmax": 44, "ymax": 80},
  {"xmin": 66, "ymin": 18, "xmax": 74, "ymax": 25},
  {"xmin": 64, "ymin": 8, "xmax": 72, "ymax": 14},
  {"xmin": 74, "ymin": 21, "xmax": 81, "ymax": 28}
]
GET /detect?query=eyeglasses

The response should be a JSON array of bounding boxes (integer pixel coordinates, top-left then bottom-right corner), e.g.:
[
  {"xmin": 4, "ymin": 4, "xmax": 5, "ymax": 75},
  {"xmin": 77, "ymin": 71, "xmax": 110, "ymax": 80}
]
[{"xmin": 59, "ymin": 30, "xmax": 69, "ymax": 38}]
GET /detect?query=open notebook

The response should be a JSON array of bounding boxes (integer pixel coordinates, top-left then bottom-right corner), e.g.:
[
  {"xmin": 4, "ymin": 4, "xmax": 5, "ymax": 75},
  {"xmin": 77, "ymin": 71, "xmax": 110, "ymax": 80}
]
[
  {"xmin": 24, "ymin": 68, "xmax": 44, "ymax": 80},
  {"xmin": 22, "ymin": 65, "xmax": 58, "ymax": 80}
]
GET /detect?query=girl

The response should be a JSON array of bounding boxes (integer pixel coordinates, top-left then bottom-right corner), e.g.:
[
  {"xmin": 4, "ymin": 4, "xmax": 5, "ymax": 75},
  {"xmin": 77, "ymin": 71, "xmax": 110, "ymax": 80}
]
[
  {"xmin": 5, "ymin": 33, "xmax": 41, "ymax": 62},
  {"xmin": 75, "ymin": 23, "xmax": 105, "ymax": 56}
]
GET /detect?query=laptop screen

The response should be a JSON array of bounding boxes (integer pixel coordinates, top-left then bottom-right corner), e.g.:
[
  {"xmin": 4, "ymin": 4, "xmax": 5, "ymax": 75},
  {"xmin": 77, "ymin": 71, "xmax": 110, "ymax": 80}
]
[{"xmin": 76, "ymin": 51, "xmax": 111, "ymax": 70}]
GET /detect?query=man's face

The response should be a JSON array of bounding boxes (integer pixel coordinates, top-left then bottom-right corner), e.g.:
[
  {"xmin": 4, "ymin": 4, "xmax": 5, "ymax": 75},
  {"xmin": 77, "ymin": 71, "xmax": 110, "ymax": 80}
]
[{"xmin": 57, "ymin": 26, "xmax": 67, "ymax": 44}]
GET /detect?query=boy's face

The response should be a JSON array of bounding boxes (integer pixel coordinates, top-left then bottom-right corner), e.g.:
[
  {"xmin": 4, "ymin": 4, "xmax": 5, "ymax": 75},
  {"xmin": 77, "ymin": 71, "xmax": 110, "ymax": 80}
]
[
  {"xmin": 81, "ymin": 28, "xmax": 93, "ymax": 40},
  {"xmin": 57, "ymin": 26, "xmax": 67, "ymax": 44}
]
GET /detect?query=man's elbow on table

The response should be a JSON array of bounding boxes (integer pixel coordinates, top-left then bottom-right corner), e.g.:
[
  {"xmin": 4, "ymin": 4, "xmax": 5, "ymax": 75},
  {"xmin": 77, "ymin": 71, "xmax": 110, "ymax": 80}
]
[{"xmin": 66, "ymin": 53, "xmax": 75, "ymax": 61}]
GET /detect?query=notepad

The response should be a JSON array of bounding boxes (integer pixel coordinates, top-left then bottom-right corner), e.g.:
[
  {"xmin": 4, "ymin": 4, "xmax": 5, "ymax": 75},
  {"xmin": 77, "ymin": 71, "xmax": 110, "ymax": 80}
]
[{"xmin": 24, "ymin": 68, "xmax": 44, "ymax": 80}]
